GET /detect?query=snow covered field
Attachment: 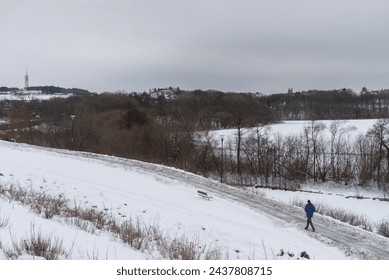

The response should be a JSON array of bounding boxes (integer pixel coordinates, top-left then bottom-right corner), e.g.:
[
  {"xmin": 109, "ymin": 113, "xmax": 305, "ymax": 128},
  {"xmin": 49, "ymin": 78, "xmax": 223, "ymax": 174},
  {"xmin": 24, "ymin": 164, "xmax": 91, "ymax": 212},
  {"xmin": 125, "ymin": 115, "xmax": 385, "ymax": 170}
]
[
  {"xmin": 210, "ymin": 119, "xmax": 378, "ymax": 144},
  {"xmin": 1, "ymin": 138, "xmax": 388, "ymax": 260},
  {"xmin": 0, "ymin": 92, "xmax": 73, "ymax": 101}
]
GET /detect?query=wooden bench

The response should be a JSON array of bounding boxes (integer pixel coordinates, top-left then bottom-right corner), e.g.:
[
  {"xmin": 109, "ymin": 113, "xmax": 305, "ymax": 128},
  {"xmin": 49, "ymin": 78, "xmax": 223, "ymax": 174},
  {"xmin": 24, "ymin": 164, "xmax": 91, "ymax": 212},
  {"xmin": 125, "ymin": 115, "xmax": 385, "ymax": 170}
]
[{"xmin": 197, "ymin": 190, "xmax": 212, "ymax": 200}]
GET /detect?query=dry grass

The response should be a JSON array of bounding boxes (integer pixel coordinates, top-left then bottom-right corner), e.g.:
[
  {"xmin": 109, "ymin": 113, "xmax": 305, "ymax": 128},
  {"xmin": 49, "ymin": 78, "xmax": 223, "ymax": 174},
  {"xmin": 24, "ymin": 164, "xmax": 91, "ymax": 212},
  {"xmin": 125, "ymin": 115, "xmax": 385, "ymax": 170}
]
[
  {"xmin": 377, "ymin": 220, "xmax": 389, "ymax": 238},
  {"xmin": 0, "ymin": 182, "xmax": 224, "ymax": 259},
  {"xmin": 0, "ymin": 224, "xmax": 73, "ymax": 260},
  {"xmin": 144, "ymin": 232, "xmax": 224, "ymax": 260}
]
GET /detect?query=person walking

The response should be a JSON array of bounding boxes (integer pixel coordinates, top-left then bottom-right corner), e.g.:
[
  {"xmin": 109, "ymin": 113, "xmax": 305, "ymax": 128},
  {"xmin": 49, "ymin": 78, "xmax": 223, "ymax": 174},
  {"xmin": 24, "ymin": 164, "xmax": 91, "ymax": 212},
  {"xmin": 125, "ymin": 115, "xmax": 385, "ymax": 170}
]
[{"xmin": 304, "ymin": 200, "xmax": 315, "ymax": 232}]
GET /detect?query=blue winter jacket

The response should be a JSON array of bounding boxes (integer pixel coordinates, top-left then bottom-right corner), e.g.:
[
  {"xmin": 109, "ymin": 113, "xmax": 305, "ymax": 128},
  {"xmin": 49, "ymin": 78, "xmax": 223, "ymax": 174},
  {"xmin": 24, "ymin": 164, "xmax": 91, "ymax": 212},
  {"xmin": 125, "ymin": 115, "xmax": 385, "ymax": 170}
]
[{"xmin": 305, "ymin": 202, "xmax": 315, "ymax": 218}]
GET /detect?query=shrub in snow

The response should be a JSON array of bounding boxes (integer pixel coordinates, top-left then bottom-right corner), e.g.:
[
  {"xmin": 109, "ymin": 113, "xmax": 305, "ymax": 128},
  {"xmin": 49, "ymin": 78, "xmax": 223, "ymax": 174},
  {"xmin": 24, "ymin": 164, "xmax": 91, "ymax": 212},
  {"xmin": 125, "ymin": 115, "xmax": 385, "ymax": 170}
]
[
  {"xmin": 0, "ymin": 224, "xmax": 72, "ymax": 260},
  {"xmin": 377, "ymin": 220, "xmax": 389, "ymax": 238}
]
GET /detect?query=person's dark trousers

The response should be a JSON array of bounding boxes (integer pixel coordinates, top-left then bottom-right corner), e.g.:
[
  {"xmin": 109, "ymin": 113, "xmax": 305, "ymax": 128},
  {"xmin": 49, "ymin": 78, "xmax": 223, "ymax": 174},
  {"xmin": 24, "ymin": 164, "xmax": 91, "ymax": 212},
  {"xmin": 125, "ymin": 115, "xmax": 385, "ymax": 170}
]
[{"xmin": 305, "ymin": 218, "xmax": 315, "ymax": 231}]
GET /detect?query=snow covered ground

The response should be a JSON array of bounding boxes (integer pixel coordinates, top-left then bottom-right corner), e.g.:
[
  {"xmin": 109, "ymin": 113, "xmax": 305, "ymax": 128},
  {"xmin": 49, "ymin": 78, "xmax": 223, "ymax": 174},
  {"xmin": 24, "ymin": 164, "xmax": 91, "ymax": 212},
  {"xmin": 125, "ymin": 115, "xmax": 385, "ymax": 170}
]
[
  {"xmin": 209, "ymin": 119, "xmax": 378, "ymax": 145},
  {"xmin": 0, "ymin": 92, "xmax": 73, "ymax": 101},
  {"xmin": 1, "ymin": 139, "xmax": 388, "ymax": 260}
]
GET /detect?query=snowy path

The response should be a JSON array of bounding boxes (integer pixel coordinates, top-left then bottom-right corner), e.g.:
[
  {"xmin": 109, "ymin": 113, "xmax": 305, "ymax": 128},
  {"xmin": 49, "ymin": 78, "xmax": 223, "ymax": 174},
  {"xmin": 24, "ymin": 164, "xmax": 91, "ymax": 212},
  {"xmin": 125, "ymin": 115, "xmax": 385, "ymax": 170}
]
[{"xmin": 71, "ymin": 152, "xmax": 389, "ymax": 260}]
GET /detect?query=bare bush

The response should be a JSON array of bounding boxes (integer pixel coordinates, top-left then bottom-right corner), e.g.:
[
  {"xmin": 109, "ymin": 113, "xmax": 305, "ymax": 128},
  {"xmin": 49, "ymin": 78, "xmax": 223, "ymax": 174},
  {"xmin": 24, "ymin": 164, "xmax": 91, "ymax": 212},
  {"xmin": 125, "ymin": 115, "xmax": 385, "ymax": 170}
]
[
  {"xmin": 0, "ymin": 183, "xmax": 28, "ymax": 203},
  {"xmin": 67, "ymin": 202, "xmax": 116, "ymax": 231},
  {"xmin": 156, "ymin": 234, "xmax": 223, "ymax": 260},
  {"xmin": 323, "ymin": 208, "xmax": 372, "ymax": 231},
  {"xmin": 30, "ymin": 192, "xmax": 68, "ymax": 219},
  {"xmin": 377, "ymin": 220, "xmax": 389, "ymax": 238},
  {"xmin": 159, "ymin": 235, "xmax": 201, "ymax": 260},
  {"xmin": 1, "ymin": 224, "xmax": 72, "ymax": 260},
  {"xmin": 116, "ymin": 217, "xmax": 148, "ymax": 250}
]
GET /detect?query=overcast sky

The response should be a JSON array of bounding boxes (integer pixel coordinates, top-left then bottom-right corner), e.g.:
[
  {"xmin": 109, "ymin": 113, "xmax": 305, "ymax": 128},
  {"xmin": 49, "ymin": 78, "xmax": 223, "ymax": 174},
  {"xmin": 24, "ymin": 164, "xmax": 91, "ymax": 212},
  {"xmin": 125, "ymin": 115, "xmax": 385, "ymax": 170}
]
[{"xmin": 0, "ymin": 0, "xmax": 388, "ymax": 93}]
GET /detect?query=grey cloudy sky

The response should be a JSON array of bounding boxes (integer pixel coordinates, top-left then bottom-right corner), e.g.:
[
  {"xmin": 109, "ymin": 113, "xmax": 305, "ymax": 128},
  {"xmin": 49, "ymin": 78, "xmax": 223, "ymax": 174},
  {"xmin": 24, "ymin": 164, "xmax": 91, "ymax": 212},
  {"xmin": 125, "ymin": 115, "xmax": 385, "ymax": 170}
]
[{"xmin": 0, "ymin": 0, "xmax": 388, "ymax": 93}]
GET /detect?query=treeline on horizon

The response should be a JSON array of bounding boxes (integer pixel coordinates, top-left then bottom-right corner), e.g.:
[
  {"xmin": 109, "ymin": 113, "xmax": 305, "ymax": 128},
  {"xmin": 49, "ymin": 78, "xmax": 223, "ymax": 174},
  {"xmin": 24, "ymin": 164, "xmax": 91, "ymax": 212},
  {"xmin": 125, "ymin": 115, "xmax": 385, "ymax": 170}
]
[
  {"xmin": 2, "ymin": 85, "xmax": 389, "ymax": 120},
  {"xmin": 1, "ymin": 86, "xmax": 389, "ymax": 191},
  {"xmin": 2, "ymin": 85, "xmax": 389, "ymax": 119},
  {"xmin": 264, "ymin": 87, "xmax": 389, "ymax": 120}
]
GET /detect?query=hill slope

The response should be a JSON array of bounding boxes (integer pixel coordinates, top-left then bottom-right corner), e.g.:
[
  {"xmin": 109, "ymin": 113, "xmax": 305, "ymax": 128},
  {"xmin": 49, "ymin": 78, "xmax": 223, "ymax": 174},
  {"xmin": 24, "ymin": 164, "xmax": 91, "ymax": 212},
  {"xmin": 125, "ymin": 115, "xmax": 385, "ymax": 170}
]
[{"xmin": 1, "ymin": 140, "xmax": 388, "ymax": 259}]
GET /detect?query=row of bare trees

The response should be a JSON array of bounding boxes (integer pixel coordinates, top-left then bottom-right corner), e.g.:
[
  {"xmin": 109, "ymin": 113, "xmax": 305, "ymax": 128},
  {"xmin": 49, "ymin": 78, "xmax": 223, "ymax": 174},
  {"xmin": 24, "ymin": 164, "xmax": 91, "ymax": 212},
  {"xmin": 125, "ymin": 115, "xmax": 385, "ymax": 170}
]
[{"xmin": 209, "ymin": 119, "xmax": 389, "ymax": 192}]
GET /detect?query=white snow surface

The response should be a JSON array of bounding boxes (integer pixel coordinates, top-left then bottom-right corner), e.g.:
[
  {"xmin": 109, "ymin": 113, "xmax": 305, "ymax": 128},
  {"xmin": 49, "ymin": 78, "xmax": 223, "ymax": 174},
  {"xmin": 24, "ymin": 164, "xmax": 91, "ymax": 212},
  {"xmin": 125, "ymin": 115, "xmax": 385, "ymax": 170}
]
[
  {"xmin": 210, "ymin": 119, "xmax": 377, "ymax": 145},
  {"xmin": 1, "ymin": 139, "xmax": 389, "ymax": 260},
  {"xmin": 0, "ymin": 92, "xmax": 73, "ymax": 101}
]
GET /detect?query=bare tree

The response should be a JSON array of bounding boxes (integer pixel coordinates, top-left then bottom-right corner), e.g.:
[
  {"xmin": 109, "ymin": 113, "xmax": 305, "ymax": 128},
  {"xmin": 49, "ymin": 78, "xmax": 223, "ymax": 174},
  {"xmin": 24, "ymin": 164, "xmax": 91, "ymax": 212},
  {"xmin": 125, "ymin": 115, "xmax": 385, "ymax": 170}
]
[
  {"xmin": 329, "ymin": 121, "xmax": 356, "ymax": 184},
  {"xmin": 367, "ymin": 119, "xmax": 389, "ymax": 188},
  {"xmin": 303, "ymin": 121, "xmax": 326, "ymax": 182},
  {"xmin": 354, "ymin": 134, "xmax": 379, "ymax": 186}
]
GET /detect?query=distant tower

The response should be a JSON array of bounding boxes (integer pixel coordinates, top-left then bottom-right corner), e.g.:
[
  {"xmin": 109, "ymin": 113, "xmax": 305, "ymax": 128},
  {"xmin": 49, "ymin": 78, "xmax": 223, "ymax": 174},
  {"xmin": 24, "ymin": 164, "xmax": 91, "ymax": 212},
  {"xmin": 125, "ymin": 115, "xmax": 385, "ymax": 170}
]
[{"xmin": 24, "ymin": 70, "xmax": 29, "ymax": 89}]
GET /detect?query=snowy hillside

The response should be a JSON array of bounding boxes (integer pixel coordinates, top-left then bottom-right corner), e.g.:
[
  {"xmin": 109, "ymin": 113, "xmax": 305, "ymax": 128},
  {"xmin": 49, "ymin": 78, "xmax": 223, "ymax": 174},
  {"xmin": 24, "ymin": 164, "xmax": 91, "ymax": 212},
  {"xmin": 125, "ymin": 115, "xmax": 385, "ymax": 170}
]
[
  {"xmin": 0, "ymin": 92, "xmax": 73, "ymax": 101},
  {"xmin": 1, "ymin": 140, "xmax": 389, "ymax": 260}
]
